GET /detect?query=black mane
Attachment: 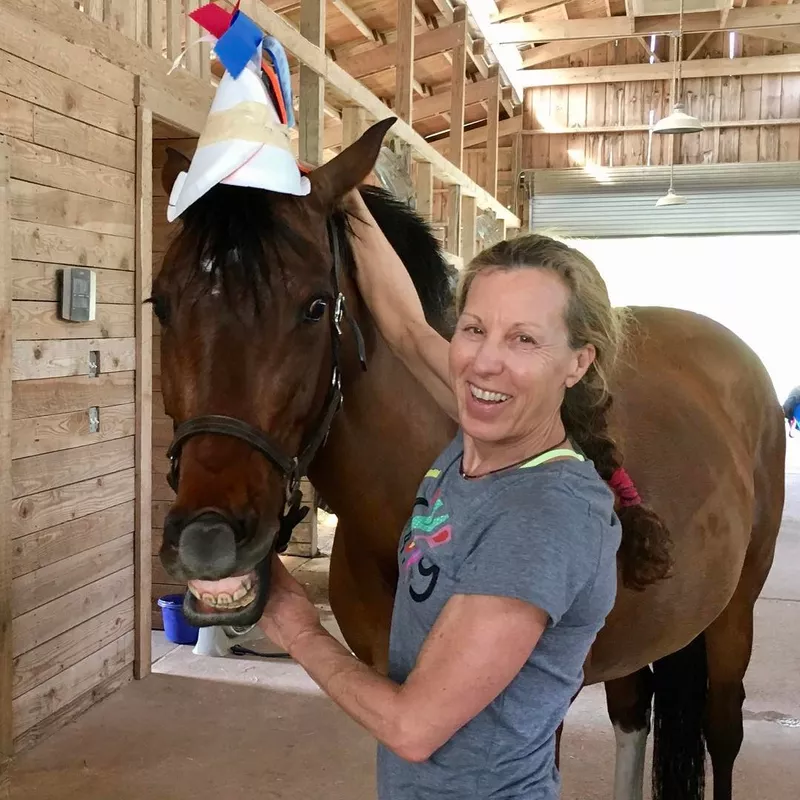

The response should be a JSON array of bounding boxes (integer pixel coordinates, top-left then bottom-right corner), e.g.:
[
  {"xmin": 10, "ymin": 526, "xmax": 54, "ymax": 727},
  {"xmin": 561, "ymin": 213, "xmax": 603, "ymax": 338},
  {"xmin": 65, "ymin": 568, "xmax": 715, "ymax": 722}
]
[{"xmin": 172, "ymin": 183, "xmax": 456, "ymax": 335}]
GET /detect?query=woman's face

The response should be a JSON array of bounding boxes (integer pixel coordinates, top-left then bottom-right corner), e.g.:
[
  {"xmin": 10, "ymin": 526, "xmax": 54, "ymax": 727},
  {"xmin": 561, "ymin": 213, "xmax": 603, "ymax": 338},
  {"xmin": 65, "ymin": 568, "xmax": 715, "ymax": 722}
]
[{"xmin": 449, "ymin": 268, "xmax": 595, "ymax": 447}]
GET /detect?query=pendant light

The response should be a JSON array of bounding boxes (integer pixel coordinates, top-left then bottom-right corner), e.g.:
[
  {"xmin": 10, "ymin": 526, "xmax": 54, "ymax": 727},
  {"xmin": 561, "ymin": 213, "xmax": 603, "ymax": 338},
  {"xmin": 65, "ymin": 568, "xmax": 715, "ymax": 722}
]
[
  {"xmin": 653, "ymin": 0, "xmax": 703, "ymax": 135},
  {"xmin": 655, "ymin": 159, "xmax": 687, "ymax": 207}
]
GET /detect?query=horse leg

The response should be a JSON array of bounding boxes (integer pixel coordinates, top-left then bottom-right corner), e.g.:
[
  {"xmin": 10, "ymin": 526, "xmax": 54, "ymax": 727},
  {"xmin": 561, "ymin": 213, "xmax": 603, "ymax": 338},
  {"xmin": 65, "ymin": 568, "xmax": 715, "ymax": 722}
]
[
  {"xmin": 605, "ymin": 669, "xmax": 653, "ymax": 800},
  {"xmin": 328, "ymin": 523, "xmax": 395, "ymax": 674}
]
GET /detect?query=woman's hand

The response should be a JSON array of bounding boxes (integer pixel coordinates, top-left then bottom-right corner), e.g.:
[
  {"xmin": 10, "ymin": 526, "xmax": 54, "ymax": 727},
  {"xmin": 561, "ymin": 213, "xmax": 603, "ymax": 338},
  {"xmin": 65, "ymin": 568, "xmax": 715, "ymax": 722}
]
[{"xmin": 258, "ymin": 555, "xmax": 323, "ymax": 654}]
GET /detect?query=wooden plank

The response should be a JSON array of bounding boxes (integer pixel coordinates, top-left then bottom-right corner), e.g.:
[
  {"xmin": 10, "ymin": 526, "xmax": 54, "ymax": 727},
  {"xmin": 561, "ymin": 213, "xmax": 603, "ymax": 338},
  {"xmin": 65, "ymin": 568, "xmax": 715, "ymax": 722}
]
[
  {"xmin": 11, "ymin": 220, "xmax": 133, "ymax": 270},
  {"xmin": 449, "ymin": 9, "xmax": 469, "ymax": 170},
  {"xmin": 32, "ymin": 106, "xmax": 135, "ymax": 173},
  {"xmin": 166, "ymin": 0, "xmax": 183, "ymax": 62},
  {"xmin": 516, "ymin": 52, "xmax": 800, "ymax": 87},
  {"xmin": 299, "ymin": 0, "xmax": 326, "ymax": 167},
  {"xmin": 759, "ymin": 38, "xmax": 783, "ymax": 162},
  {"xmin": 251, "ymin": 4, "xmax": 519, "ymax": 225},
  {"xmin": 779, "ymin": 74, "xmax": 800, "ymax": 162},
  {"xmin": 12, "ymin": 563, "xmax": 133, "ymax": 658},
  {"xmin": 492, "ymin": 6, "xmax": 800, "ymax": 43},
  {"xmin": 135, "ymin": 80, "xmax": 209, "ymax": 136},
  {"xmin": 486, "ymin": 69, "xmax": 501, "ymax": 197},
  {"xmin": 719, "ymin": 76, "xmax": 742, "ymax": 162},
  {"xmin": 431, "ymin": 115, "xmax": 523, "ymax": 152},
  {"xmin": 11, "ymin": 467, "xmax": 135, "ymax": 542},
  {"xmin": 447, "ymin": 185, "xmax": 462, "ymax": 257},
  {"xmin": 336, "ymin": 24, "xmax": 465, "ymax": 80},
  {"xmin": 341, "ymin": 106, "xmax": 369, "ymax": 147},
  {"xmin": 13, "ymin": 301, "xmax": 134, "ymax": 341},
  {"xmin": 0, "ymin": 51, "xmax": 134, "ymax": 140},
  {"xmin": 460, "ymin": 195, "xmax": 478, "ymax": 263},
  {"xmin": 152, "ymin": 500, "xmax": 174, "ymax": 529},
  {"xmin": 13, "ymin": 533, "xmax": 133, "ymax": 618},
  {"xmin": 13, "ymin": 630, "xmax": 134, "ymax": 738},
  {"xmin": 184, "ymin": 0, "xmax": 201, "ymax": 76},
  {"xmin": 9, "ymin": 139, "xmax": 134, "ymax": 206},
  {"xmin": 13, "ymin": 502, "xmax": 135, "ymax": 580},
  {"xmin": 521, "ymin": 39, "xmax": 614, "ymax": 68},
  {"xmin": 414, "ymin": 162, "xmax": 435, "ymax": 221},
  {"xmin": 740, "ymin": 36, "xmax": 763, "ymax": 163},
  {"xmin": 396, "ymin": 0, "xmax": 415, "ymax": 124},
  {"xmin": 103, "ymin": 0, "xmax": 136, "ymax": 38},
  {"xmin": 0, "ymin": 4, "xmax": 134, "ymax": 104},
  {"xmin": 0, "ymin": 94, "xmax": 34, "ymax": 141},
  {"xmin": 14, "ymin": 663, "xmax": 132, "ymax": 753},
  {"xmin": 12, "ymin": 262, "xmax": 133, "ymax": 305},
  {"xmin": 12, "ymin": 372, "xmax": 134, "ymax": 419},
  {"xmin": 0, "ymin": 136, "xmax": 13, "ymax": 760},
  {"xmin": 10, "ymin": 181, "xmax": 134, "ymax": 238},
  {"xmin": 11, "ymin": 403, "xmax": 135, "ymax": 460},
  {"xmin": 413, "ymin": 79, "xmax": 500, "ymax": 122},
  {"xmin": 152, "ymin": 471, "xmax": 174, "ymax": 502},
  {"xmin": 12, "ymin": 600, "xmax": 133, "ymax": 700},
  {"xmin": 12, "ymin": 437, "xmax": 134, "ymax": 500},
  {"xmin": 135, "ymin": 104, "xmax": 153, "ymax": 680},
  {"xmin": 494, "ymin": 0, "xmax": 570, "ymax": 23},
  {"xmin": 13, "ymin": 337, "xmax": 134, "ymax": 381}
]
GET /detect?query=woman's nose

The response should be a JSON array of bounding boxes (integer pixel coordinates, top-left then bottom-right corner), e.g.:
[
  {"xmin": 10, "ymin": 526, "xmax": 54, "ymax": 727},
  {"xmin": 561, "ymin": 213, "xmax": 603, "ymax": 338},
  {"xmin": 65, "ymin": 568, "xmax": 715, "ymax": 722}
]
[{"xmin": 471, "ymin": 338, "xmax": 505, "ymax": 375}]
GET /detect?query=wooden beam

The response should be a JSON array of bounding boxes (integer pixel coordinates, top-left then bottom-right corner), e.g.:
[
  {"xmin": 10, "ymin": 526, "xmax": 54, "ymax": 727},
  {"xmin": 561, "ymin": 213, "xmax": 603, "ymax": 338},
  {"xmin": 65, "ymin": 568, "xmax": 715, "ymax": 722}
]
[
  {"xmin": 136, "ymin": 79, "xmax": 209, "ymax": 135},
  {"xmin": 523, "ymin": 117, "xmax": 800, "ymax": 134},
  {"xmin": 461, "ymin": 195, "xmax": 478, "ymax": 263},
  {"xmin": 448, "ymin": 185, "xmax": 462, "ymax": 256},
  {"xmin": 516, "ymin": 52, "xmax": 800, "ymax": 87},
  {"xmin": 331, "ymin": 0, "xmax": 378, "ymax": 42},
  {"xmin": 521, "ymin": 38, "xmax": 614, "ymax": 67},
  {"xmin": 342, "ymin": 106, "xmax": 369, "ymax": 147},
  {"xmin": 413, "ymin": 78, "xmax": 502, "ymax": 121},
  {"xmin": 335, "ymin": 23, "xmax": 466, "ymax": 80},
  {"xmin": 134, "ymin": 102, "xmax": 153, "ymax": 681},
  {"xmin": 432, "ymin": 115, "xmax": 523, "ymax": 152},
  {"xmin": 299, "ymin": 0, "xmax": 326, "ymax": 166},
  {"xmin": 493, "ymin": 0, "xmax": 569, "ymax": 23},
  {"xmin": 396, "ymin": 0, "xmax": 415, "ymax": 123},
  {"xmin": 414, "ymin": 161, "xmax": 434, "ymax": 220},
  {"xmin": 249, "ymin": 3, "xmax": 520, "ymax": 225},
  {"xmin": 0, "ymin": 136, "xmax": 12, "ymax": 763},
  {"xmin": 637, "ymin": 36, "xmax": 661, "ymax": 61},
  {"xmin": 492, "ymin": 6, "xmax": 800, "ymax": 42},
  {"xmin": 450, "ymin": 7, "xmax": 469, "ymax": 169},
  {"xmin": 688, "ymin": 31, "xmax": 714, "ymax": 59},
  {"xmin": 486, "ymin": 68, "xmax": 501, "ymax": 198}
]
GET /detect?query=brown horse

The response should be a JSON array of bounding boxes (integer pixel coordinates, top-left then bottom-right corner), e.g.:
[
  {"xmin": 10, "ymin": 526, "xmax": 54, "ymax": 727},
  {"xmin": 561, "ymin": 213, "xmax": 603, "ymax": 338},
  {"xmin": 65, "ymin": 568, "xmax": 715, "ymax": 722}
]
[{"xmin": 154, "ymin": 120, "xmax": 785, "ymax": 800}]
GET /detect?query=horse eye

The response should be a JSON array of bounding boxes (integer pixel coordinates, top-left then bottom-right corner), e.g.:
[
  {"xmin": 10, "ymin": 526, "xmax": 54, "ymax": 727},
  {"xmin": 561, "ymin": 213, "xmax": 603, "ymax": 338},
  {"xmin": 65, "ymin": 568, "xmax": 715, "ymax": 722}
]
[
  {"xmin": 304, "ymin": 297, "xmax": 327, "ymax": 323},
  {"xmin": 148, "ymin": 295, "xmax": 170, "ymax": 325}
]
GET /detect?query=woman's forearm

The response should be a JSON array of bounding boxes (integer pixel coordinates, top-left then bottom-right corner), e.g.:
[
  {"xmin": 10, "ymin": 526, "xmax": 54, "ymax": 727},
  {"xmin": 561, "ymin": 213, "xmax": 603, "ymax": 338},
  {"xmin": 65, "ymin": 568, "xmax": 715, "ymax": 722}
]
[{"xmin": 289, "ymin": 625, "xmax": 429, "ymax": 762}]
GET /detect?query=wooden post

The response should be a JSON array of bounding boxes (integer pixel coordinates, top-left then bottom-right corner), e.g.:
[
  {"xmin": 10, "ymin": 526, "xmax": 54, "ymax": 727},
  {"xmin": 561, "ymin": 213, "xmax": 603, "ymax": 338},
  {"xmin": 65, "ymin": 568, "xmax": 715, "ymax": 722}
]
[
  {"xmin": 299, "ymin": 0, "xmax": 326, "ymax": 166},
  {"xmin": 134, "ymin": 102, "xmax": 153, "ymax": 679},
  {"xmin": 396, "ymin": 0, "xmax": 415, "ymax": 124},
  {"xmin": 166, "ymin": 0, "xmax": 182, "ymax": 61},
  {"xmin": 185, "ymin": 0, "xmax": 200, "ymax": 75},
  {"xmin": 448, "ymin": 184, "xmax": 462, "ymax": 257},
  {"xmin": 342, "ymin": 106, "xmax": 369, "ymax": 148},
  {"xmin": 0, "ymin": 136, "xmax": 13, "ymax": 764},
  {"xmin": 149, "ymin": 0, "xmax": 165, "ymax": 54},
  {"xmin": 486, "ymin": 66, "xmax": 501, "ymax": 198},
  {"xmin": 415, "ymin": 161, "xmax": 434, "ymax": 220},
  {"xmin": 449, "ymin": 8, "xmax": 468, "ymax": 170},
  {"xmin": 461, "ymin": 194, "xmax": 478, "ymax": 263}
]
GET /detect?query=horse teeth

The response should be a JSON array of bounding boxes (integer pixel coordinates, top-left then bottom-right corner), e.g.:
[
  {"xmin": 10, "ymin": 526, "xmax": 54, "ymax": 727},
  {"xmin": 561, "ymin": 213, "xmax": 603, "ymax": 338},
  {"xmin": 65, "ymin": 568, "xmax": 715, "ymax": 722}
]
[
  {"xmin": 233, "ymin": 585, "xmax": 247, "ymax": 601},
  {"xmin": 201, "ymin": 593, "xmax": 216, "ymax": 606},
  {"xmin": 216, "ymin": 593, "xmax": 232, "ymax": 605}
]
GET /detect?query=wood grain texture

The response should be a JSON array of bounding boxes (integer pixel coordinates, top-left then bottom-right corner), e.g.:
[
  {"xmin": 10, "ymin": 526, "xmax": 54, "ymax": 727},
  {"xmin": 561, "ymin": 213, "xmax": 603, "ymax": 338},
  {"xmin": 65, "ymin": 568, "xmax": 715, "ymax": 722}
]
[
  {"xmin": 13, "ymin": 301, "xmax": 135, "ymax": 341},
  {"xmin": 12, "ymin": 337, "xmax": 135, "ymax": 381},
  {"xmin": 12, "ymin": 372, "xmax": 135, "ymax": 418},
  {"xmin": 12, "ymin": 262, "xmax": 134, "ymax": 304}
]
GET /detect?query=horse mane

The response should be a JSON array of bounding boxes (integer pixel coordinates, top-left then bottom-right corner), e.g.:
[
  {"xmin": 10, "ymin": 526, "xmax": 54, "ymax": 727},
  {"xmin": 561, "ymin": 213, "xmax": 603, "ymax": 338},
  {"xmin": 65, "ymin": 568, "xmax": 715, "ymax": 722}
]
[{"xmin": 167, "ymin": 183, "xmax": 457, "ymax": 335}]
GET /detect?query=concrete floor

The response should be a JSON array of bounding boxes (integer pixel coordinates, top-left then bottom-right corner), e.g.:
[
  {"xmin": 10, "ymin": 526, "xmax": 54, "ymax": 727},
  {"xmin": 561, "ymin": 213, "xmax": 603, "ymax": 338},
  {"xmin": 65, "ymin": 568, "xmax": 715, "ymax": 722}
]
[{"xmin": 8, "ymin": 443, "xmax": 800, "ymax": 799}]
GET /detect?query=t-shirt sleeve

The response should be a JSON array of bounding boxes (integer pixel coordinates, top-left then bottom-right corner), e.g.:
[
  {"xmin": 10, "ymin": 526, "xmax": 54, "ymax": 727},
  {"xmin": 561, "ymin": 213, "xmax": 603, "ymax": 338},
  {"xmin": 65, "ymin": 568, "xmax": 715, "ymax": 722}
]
[{"xmin": 452, "ymin": 479, "xmax": 602, "ymax": 626}]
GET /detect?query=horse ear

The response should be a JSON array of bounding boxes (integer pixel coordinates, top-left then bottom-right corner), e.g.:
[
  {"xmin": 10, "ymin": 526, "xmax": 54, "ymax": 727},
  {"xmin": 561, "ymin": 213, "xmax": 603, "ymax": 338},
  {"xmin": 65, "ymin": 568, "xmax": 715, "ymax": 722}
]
[
  {"xmin": 162, "ymin": 147, "xmax": 191, "ymax": 197},
  {"xmin": 310, "ymin": 117, "xmax": 396, "ymax": 207}
]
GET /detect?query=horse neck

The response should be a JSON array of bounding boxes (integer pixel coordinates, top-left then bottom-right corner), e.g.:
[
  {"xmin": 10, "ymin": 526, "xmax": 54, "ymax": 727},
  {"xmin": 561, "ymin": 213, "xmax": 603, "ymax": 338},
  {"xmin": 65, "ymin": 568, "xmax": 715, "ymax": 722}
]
[{"xmin": 308, "ymin": 319, "xmax": 457, "ymax": 562}]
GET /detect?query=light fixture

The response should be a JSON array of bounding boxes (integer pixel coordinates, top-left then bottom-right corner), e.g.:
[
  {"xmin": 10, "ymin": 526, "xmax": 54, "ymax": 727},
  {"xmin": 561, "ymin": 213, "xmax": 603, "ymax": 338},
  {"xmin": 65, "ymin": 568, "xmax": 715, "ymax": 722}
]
[
  {"xmin": 653, "ymin": 0, "xmax": 703, "ymax": 136},
  {"xmin": 655, "ymin": 161, "xmax": 687, "ymax": 207}
]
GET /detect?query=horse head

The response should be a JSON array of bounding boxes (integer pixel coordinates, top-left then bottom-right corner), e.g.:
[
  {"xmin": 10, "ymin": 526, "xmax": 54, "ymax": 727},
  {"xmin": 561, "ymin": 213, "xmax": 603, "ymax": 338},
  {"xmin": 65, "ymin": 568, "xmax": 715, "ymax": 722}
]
[{"xmin": 153, "ymin": 118, "xmax": 396, "ymax": 627}]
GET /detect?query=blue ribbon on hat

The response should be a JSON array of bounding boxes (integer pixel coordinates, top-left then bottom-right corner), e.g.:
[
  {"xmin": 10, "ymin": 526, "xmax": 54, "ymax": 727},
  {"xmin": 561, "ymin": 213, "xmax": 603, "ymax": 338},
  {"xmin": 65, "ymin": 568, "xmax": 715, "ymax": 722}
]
[
  {"xmin": 263, "ymin": 36, "xmax": 295, "ymax": 128},
  {"xmin": 214, "ymin": 7, "xmax": 264, "ymax": 78}
]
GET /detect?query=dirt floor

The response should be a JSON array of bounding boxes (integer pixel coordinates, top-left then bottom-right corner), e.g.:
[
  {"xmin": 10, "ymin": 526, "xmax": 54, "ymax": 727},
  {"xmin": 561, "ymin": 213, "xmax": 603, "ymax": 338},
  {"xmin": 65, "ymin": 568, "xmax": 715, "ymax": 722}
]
[{"xmin": 7, "ymin": 447, "xmax": 800, "ymax": 800}]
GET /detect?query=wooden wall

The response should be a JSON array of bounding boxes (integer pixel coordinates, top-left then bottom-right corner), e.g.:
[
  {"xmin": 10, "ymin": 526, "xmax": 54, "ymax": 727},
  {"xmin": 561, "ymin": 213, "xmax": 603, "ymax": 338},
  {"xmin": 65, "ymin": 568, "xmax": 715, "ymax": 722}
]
[
  {"xmin": 522, "ymin": 34, "xmax": 800, "ymax": 170},
  {"xmin": 1, "ymin": 5, "xmax": 137, "ymax": 752}
]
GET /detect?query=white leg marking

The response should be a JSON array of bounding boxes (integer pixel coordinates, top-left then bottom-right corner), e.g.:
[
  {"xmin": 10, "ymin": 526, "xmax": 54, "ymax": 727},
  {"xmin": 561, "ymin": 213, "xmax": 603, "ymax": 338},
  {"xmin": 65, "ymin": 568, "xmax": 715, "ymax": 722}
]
[{"xmin": 613, "ymin": 723, "xmax": 649, "ymax": 800}]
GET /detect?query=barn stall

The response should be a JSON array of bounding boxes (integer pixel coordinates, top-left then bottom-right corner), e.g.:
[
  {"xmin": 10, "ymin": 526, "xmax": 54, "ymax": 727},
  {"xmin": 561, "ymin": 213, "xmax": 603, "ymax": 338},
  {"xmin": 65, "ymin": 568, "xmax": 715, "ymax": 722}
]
[{"xmin": 0, "ymin": 0, "xmax": 798, "ymax": 797}]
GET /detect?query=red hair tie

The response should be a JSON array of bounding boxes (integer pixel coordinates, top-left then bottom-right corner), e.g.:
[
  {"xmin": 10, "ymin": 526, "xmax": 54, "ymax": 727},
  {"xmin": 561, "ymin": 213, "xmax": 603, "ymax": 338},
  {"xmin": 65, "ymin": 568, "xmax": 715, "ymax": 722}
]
[{"xmin": 608, "ymin": 467, "xmax": 642, "ymax": 509}]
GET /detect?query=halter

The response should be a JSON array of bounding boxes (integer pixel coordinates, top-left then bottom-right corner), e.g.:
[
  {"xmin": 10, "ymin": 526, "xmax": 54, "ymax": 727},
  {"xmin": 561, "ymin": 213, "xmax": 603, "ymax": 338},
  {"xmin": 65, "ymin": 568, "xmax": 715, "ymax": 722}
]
[{"xmin": 165, "ymin": 217, "xmax": 366, "ymax": 552}]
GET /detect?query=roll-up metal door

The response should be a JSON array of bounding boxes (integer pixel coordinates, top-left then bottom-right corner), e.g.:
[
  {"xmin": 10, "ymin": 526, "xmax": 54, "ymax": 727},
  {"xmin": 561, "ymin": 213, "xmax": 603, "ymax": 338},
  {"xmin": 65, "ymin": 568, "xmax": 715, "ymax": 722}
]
[{"xmin": 527, "ymin": 163, "xmax": 800, "ymax": 238}]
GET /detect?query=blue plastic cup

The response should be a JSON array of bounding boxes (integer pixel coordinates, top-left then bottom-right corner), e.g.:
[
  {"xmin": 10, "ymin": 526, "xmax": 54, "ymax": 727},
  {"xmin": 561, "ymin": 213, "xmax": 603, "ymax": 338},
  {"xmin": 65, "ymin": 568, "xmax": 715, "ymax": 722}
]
[{"xmin": 157, "ymin": 593, "xmax": 199, "ymax": 645}]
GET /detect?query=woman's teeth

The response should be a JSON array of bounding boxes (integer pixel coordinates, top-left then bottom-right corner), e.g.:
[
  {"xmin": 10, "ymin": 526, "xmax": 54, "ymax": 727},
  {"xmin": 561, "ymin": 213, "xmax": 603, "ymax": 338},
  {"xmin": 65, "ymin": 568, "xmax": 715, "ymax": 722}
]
[{"xmin": 469, "ymin": 384, "xmax": 511, "ymax": 403}]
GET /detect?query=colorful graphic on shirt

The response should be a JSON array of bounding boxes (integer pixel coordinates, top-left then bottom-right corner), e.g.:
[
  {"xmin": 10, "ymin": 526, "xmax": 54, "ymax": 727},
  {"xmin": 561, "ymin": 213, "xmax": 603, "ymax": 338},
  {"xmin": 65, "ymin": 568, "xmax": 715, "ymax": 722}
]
[{"xmin": 400, "ymin": 488, "xmax": 452, "ymax": 603}]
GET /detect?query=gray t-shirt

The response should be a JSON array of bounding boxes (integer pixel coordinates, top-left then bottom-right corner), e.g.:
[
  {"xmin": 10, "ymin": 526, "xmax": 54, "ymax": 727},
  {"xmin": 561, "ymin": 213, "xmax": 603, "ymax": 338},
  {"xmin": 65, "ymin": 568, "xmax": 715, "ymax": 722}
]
[{"xmin": 377, "ymin": 433, "xmax": 621, "ymax": 800}]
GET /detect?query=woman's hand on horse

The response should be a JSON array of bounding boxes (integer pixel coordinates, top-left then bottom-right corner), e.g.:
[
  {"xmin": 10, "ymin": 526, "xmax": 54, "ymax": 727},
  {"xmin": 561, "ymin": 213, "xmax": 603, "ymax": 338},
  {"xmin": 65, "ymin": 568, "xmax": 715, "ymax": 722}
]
[{"xmin": 257, "ymin": 554, "xmax": 322, "ymax": 654}]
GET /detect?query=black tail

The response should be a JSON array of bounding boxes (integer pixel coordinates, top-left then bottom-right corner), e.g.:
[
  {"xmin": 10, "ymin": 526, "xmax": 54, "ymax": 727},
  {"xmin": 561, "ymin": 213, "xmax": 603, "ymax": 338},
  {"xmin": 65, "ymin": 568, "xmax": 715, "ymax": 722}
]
[{"xmin": 652, "ymin": 633, "xmax": 708, "ymax": 800}]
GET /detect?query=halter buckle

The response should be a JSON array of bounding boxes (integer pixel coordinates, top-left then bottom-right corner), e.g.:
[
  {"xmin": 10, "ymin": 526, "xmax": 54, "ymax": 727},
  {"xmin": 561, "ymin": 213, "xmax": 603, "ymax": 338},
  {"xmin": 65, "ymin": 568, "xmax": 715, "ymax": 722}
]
[{"xmin": 334, "ymin": 293, "xmax": 345, "ymax": 336}]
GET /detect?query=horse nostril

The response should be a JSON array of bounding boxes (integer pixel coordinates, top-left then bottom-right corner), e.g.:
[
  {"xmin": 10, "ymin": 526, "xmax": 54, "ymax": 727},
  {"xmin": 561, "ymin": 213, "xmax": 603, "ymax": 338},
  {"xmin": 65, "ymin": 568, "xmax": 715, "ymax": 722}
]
[{"xmin": 178, "ymin": 512, "xmax": 237, "ymax": 579}]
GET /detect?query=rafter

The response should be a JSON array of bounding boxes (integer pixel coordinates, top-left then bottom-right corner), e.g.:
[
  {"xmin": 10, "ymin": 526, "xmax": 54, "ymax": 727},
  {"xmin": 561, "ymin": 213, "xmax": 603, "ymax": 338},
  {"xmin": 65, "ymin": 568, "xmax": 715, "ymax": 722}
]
[
  {"xmin": 521, "ymin": 38, "xmax": 614, "ymax": 67},
  {"xmin": 331, "ymin": 0, "xmax": 379, "ymax": 42},
  {"xmin": 492, "ymin": 0, "xmax": 569, "ymax": 24}
]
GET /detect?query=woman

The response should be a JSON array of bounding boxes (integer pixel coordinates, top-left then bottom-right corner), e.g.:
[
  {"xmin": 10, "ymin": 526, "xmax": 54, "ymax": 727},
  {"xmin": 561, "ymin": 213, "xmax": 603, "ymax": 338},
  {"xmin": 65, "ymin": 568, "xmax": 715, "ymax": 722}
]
[{"xmin": 259, "ymin": 192, "xmax": 626, "ymax": 799}]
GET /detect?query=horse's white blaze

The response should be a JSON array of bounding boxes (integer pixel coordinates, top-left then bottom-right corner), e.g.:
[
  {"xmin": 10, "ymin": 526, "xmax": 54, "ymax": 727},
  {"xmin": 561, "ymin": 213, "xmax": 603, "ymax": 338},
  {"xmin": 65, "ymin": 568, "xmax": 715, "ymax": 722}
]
[{"xmin": 612, "ymin": 724, "xmax": 648, "ymax": 800}]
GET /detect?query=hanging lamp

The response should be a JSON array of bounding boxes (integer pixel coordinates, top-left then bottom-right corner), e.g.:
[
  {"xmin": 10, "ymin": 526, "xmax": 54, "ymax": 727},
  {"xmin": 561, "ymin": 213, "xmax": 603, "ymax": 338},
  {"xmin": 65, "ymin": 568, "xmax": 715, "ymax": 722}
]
[
  {"xmin": 655, "ymin": 160, "xmax": 687, "ymax": 207},
  {"xmin": 653, "ymin": 0, "xmax": 703, "ymax": 135}
]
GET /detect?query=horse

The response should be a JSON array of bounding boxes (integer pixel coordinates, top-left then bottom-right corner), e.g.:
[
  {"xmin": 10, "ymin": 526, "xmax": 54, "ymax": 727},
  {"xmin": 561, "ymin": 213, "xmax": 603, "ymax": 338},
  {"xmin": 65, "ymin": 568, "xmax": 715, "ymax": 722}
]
[{"xmin": 153, "ymin": 119, "xmax": 786, "ymax": 800}]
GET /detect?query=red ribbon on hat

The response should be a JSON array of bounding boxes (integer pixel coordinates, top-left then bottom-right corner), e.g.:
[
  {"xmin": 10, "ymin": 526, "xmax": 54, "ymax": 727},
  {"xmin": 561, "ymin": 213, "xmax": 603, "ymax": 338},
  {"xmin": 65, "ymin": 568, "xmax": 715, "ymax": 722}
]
[{"xmin": 190, "ymin": 1, "xmax": 289, "ymax": 127}]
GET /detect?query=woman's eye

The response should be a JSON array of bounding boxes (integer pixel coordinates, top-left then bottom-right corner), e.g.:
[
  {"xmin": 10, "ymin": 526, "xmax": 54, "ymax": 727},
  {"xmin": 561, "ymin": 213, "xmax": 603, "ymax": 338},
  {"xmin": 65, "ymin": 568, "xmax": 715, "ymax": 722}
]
[
  {"xmin": 464, "ymin": 325, "xmax": 483, "ymax": 336},
  {"xmin": 517, "ymin": 334, "xmax": 536, "ymax": 345},
  {"xmin": 304, "ymin": 298, "xmax": 328, "ymax": 323}
]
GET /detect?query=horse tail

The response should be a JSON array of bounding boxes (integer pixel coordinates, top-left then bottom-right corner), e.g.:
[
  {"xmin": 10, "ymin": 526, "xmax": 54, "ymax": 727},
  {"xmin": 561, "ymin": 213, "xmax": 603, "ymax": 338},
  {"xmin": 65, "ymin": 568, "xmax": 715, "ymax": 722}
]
[{"xmin": 651, "ymin": 634, "xmax": 708, "ymax": 800}]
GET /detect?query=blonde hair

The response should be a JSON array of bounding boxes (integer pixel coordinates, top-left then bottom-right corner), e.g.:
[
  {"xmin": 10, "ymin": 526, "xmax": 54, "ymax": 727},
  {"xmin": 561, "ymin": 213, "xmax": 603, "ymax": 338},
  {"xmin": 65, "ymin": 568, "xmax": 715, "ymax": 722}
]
[{"xmin": 457, "ymin": 234, "xmax": 671, "ymax": 590}]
